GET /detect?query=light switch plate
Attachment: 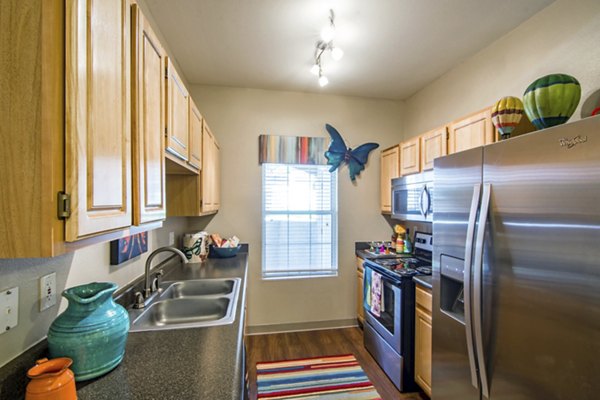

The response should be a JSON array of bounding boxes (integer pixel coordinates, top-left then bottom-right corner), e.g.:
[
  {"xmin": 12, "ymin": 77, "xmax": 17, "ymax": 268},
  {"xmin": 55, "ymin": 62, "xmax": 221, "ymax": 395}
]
[
  {"xmin": 40, "ymin": 273, "xmax": 57, "ymax": 312},
  {"xmin": 0, "ymin": 287, "xmax": 18, "ymax": 335},
  {"xmin": 169, "ymin": 231, "xmax": 175, "ymax": 246}
]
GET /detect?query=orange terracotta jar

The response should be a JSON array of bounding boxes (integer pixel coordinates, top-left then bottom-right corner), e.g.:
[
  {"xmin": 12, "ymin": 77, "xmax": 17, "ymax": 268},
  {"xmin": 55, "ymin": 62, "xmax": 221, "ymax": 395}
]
[{"xmin": 26, "ymin": 358, "xmax": 77, "ymax": 400}]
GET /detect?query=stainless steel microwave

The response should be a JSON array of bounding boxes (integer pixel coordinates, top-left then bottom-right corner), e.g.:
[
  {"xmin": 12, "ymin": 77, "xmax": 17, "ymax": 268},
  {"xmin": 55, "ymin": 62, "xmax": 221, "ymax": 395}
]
[{"xmin": 391, "ymin": 170, "xmax": 433, "ymax": 222}]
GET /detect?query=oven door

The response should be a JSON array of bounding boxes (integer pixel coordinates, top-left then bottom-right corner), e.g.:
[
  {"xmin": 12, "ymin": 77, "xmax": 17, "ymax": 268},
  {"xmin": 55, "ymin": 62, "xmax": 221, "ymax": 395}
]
[{"xmin": 364, "ymin": 265, "xmax": 402, "ymax": 354}]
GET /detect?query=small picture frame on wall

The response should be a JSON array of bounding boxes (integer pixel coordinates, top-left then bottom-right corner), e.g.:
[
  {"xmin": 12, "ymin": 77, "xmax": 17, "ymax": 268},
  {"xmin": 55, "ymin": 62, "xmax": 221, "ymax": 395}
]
[{"xmin": 110, "ymin": 232, "xmax": 148, "ymax": 265}]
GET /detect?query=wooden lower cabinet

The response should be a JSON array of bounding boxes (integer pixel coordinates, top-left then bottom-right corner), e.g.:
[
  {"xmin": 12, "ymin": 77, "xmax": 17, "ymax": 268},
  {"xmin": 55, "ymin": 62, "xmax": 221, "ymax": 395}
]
[
  {"xmin": 415, "ymin": 285, "xmax": 432, "ymax": 396},
  {"xmin": 356, "ymin": 257, "xmax": 365, "ymax": 327}
]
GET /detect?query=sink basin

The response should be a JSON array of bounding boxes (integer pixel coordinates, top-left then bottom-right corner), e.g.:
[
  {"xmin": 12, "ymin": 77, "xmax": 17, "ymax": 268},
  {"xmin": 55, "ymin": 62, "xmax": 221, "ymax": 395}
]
[
  {"xmin": 129, "ymin": 278, "xmax": 241, "ymax": 332},
  {"xmin": 160, "ymin": 279, "xmax": 237, "ymax": 298},
  {"xmin": 134, "ymin": 298, "xmax": 230, "ymax": 326}
]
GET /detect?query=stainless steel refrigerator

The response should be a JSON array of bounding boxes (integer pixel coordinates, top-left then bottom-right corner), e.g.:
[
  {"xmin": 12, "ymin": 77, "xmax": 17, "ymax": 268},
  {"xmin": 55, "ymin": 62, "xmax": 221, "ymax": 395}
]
[{"xmin": 432, "ymin": 115, "xmax": 600, "ymax": 399}]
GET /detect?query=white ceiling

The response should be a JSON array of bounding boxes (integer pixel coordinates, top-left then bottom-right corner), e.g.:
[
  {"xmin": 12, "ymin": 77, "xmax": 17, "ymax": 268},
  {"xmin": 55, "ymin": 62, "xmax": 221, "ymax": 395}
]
[{"xmin": 145, "ymin": 0, "xmax": 555, "ymax": 100}]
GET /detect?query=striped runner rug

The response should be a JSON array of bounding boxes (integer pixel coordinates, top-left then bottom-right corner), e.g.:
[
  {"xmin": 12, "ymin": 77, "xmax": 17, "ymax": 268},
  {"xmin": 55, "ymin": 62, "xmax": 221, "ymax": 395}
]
[{"xmin": 256, "ymin": 354, "xmax": 381, "ymax": 399}]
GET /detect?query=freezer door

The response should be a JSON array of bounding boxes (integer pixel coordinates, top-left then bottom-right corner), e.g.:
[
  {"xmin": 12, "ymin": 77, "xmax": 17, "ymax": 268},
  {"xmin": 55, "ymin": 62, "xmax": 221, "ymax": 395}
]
[
  {"xmin": 481, "ymin": 116, "xmax": 600, "ymax": 399},
  {"xmin": 432, "ymin": 147, "xmax": 483, "ymax": 400}
]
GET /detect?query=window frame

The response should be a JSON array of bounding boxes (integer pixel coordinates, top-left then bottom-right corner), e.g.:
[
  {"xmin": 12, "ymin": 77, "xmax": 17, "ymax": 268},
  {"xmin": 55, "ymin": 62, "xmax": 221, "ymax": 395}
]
[{"xmin": 261, "ymin": 163, "xmax": 338, "ymax": 280}]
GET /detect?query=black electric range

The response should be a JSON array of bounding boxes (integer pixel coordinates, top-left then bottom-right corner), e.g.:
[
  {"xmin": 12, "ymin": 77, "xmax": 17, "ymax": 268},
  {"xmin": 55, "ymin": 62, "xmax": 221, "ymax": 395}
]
[
  {"xmin": 364, "ymin": 232, "xmax": 433, "ymax": 281},
  {"xmin": 362, "ymin": 231, "xmax": 433, "ymax": 392}
]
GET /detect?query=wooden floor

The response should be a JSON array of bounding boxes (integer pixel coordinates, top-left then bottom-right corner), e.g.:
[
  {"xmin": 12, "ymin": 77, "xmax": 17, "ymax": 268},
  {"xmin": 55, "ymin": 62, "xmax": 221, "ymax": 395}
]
[{"xmin": 246, "ymin": 327, "xmax": 429, "ymax": 400}]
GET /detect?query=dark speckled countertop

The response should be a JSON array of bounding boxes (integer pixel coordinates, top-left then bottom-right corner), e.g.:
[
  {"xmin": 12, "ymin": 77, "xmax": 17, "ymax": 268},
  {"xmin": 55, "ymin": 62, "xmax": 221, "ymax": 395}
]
[
  {"xmin": 0, "ymin": 249, "xmax": 248, "ymax": 400},
  {"xmin": 413, "ymin": 275, "xmax": 433, "ymax": 290}
]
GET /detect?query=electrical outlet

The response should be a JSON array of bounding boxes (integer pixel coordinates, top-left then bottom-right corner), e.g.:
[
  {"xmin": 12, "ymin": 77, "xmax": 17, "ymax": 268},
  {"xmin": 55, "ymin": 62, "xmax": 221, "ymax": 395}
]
[
  {"xmin": 39, "ymin": 273, "xmax": 57, "ymax": 312},
  {"xmin": 168, "ymin": 232, "xmax": 175, "ymax": 246},
  {"xmin": 0, "ymin": 287, "xmax": 18, "ymax": 335}
]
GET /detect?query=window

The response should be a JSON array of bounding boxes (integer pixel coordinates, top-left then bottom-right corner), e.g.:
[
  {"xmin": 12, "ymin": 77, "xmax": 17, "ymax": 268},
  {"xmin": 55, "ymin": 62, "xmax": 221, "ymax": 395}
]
[{"xmin": 262, "ymin": 163, "xmax": 338, "ymax": 279}]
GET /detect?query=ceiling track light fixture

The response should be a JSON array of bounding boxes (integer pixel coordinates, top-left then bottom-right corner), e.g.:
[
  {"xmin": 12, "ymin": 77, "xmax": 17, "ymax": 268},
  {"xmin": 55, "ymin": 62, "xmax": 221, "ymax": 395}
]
[{"xmin": 311, "ymin": 9, "xmax": 343, "ymax": 87}]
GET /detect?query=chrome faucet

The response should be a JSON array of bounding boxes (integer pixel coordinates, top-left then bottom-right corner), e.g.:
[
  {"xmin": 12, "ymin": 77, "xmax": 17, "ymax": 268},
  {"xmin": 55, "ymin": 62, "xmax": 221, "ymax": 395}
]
[{"xmin": 134, "ymin": 246, "xmax": 188, "ymax": 309}]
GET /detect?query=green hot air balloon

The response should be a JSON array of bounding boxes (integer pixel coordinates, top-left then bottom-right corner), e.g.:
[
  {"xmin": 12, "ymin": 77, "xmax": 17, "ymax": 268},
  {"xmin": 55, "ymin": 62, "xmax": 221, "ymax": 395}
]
[{"xmin": 523, "ymin": 73, "xmax": 581, "ymax": 130}]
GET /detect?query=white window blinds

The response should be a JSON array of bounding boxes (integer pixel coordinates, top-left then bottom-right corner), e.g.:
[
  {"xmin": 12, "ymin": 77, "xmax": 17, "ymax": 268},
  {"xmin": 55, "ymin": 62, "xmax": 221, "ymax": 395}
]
[{"xmin": 262, "ymin": 164, "xmax": 338, "ymax": 278}]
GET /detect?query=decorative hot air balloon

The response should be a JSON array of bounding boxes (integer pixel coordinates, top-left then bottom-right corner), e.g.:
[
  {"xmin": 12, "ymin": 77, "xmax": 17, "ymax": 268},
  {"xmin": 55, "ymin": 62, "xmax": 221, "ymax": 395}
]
[
  {"xmin": 492, "ymin": 96, "xmax": 524, "ymax": 140},
  {"xmin": 523, "ymin": 73, "xmax": 581, "ymax": 130}
]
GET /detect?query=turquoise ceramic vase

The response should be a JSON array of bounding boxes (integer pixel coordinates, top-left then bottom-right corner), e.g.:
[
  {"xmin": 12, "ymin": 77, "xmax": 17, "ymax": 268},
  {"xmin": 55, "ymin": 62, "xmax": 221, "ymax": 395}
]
[{"xmin": 47, "ymin": 282, "xmax": 129, "ymax": 381}]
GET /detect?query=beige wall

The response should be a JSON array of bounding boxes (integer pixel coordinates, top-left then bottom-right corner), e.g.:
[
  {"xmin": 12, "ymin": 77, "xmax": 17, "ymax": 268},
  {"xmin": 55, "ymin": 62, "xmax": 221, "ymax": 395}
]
[
  {"xmin": 189, "ymin": 86, "xmax": 403, "ymax": 330},
  {"xmin": 403, "ymin": 0, "xmax": 600, "ymax": 137},
  {"xmin": 0, "ymin": 217, "xmax": 188, "ymax": 368}
]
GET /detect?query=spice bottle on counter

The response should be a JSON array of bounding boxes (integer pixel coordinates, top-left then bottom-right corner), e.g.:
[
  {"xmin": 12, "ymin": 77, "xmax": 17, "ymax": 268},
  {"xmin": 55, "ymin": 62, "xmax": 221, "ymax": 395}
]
[
  {"xmin": 396, "ymin": 235, "xmax": 404, "ymax": 253},
  {"xmin": 391, "ymin": 233, "xmax": 398, "ymax": 252},
  {"xmin": 404, "ymin": 229, "xmax": 413, "ymax": 254}
]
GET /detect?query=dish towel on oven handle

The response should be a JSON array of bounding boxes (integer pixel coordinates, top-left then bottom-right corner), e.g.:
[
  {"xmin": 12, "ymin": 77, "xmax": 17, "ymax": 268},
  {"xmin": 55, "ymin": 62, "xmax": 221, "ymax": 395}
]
[{"xmin": 370, "ymin": 270, "xmax": 384, "ymax": 317}]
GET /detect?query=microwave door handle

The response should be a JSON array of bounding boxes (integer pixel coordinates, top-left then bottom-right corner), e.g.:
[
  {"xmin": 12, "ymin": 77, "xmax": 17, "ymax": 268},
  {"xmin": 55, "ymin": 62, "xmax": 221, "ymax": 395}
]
[
  {"xmin": 419, "ymin": 185, "xmax": 427, "ymax": 217},
  {"xmin": 464, "ymin": 184, "xmax": 481, "ymax": 390},
  {"xmin": 473, "ymin": 183, "xmax": 492, "ymax": 399},
  {"xmin": 423, "ymin": 185, "xmax": 431, "ymax": 217}
]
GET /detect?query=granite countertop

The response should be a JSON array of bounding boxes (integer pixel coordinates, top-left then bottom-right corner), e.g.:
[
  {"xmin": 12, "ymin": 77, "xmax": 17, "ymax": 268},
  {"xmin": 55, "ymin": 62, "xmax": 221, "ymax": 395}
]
[
  {"xmin": 0, "ymin": 249, "xmax": 249, "ymax": 400},
  {"xmin": 413, "ymin": 275, "xmax": 433, "ymax": 290}
]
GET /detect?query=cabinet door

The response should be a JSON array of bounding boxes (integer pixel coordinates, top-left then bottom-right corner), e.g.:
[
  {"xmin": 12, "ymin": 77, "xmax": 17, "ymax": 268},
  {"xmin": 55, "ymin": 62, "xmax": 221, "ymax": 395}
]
[
  {"xmin": 213, "ymin": 138, "xmax": 221, "ymax": 209},
  {"xmin": 188, "ymin": 99, "xmax": 203, "ymax": 169},
  {"xmin": 415, "ymin": 306, "xmax": 432, "ymax": 396},
  {"xmin": 400, "ymin": 136, "xmax": 421, "ymax": 176},
  {"xmin": 356, "ymin": 257, "xmax": 365, "ymax": 326},
  {"xmin": 65, "ymin": 0, "xmax": 132, "ymax": 241},
  {"xmin": 421, "ymin": 126, "xmax": 448, "ymax": 171},
  {"xmin": 380, "ymin": 146, "xmax": 400, "ymax": 213},
  {"xmin": 200, "ymin": 123, "xmax": 221, "ymax": 213},
  {"xmin": 165, "ymin": 59, "xmax": 189, "ymax": 160},
  {"xmin": 131, "ymin": 4, "xmax": 166, "ymax": 225},
  {"xmin": 448, "ymin": 107, "xmax": 495, "ymax": 154}
]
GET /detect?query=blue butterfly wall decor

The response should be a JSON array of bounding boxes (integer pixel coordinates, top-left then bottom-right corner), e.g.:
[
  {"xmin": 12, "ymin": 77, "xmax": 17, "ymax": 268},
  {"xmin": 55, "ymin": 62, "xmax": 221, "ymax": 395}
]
[{"xmin": 324, "ymin": 124, "xmax": 379, "ymax": 181}]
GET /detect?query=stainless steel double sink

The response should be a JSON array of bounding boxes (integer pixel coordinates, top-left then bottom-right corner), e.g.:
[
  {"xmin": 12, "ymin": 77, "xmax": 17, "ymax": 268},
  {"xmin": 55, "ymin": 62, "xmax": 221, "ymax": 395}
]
[{"xmin": 128, "ymin": 278, "xmax": 241, "ymax": 332}]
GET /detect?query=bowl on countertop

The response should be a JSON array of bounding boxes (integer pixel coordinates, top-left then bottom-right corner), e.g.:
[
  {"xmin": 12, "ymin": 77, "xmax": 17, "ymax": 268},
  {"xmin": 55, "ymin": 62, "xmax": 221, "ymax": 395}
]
[{"xmin": 209, "ymin": 245, "xmax": 242, "ymax": 258}]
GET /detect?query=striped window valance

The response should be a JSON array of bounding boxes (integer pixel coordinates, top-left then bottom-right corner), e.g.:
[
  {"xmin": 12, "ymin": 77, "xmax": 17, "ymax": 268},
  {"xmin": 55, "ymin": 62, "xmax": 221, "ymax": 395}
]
[{"xmin": 259, "ymin": 135, "xmax": 327, "ymax": 165}]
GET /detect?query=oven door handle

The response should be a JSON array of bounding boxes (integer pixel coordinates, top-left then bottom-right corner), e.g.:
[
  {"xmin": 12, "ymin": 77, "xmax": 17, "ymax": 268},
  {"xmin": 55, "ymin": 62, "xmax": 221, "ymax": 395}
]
[{"xmin": 464, "ymin": 184, "xmax": 481, "ymax": 390}]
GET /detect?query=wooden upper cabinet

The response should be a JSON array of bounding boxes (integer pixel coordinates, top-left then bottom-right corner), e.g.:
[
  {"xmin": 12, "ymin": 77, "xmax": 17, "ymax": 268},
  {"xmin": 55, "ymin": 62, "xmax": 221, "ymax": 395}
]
[
  {"xmin": 421, "ymin": 126, "xmax": 448, "ymax": 171},
  {"xmin": 188, "ymin": 99, "xmax": 203, "ymax": 170},
  {"xmin": 202, "ymin": 123, "xmax": 221, "ymax": 213},
  {"xmin": 400, "ymin": 136, "xmax": 421, "ymax": 176},
  {"xmin": 165, "ymin": 58, "xmax": 189, "ymax": 161},
  {"xmin": 448, "ymin": 107, "xmax": 495, "ymax": 154},
  {"xmin": 131, "ymin": 4, "xmax": 166, "ymax": 225},
  {"xmin": 0, "ymin": 0, "xmax": 65, "ymax": 257},
  {"xmin": 65, "ymin": 0, "xmax": 132, "ymax": 241},
  {"xmin": 380, "ymin": 145, "xmax": 400, "ymax": 213}
]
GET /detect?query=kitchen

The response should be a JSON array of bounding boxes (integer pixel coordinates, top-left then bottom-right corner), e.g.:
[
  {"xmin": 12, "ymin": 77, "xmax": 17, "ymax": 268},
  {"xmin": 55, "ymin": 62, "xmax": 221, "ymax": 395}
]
[{"xmin": 1, "ymin": 0, "xmax": 599, "ymax": 399}]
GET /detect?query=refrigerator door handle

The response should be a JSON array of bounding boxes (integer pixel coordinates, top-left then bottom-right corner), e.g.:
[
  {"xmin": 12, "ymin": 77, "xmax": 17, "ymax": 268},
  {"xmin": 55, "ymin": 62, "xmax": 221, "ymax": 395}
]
[
  {"xmin": 473, "ymin": 183, "xmax": 492, "ymax": 398},
  {"xmin": 464, "ymin": 183, "xmax": 481, "ymax": 389}
]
